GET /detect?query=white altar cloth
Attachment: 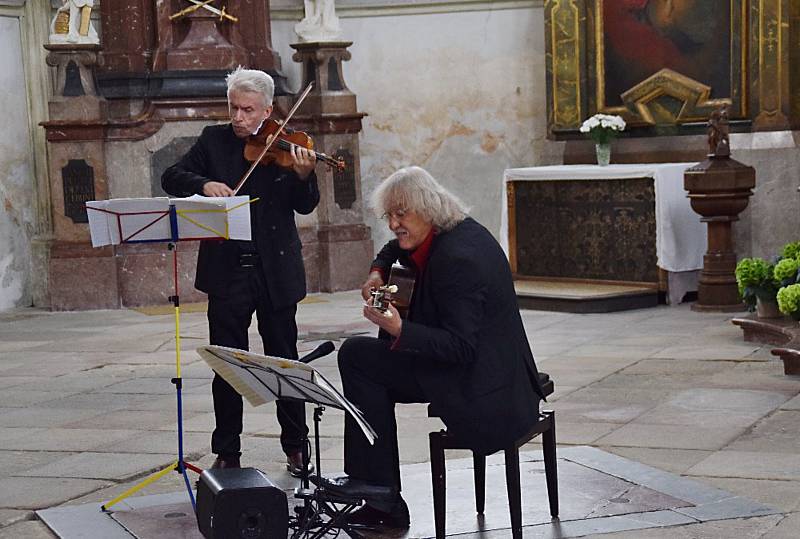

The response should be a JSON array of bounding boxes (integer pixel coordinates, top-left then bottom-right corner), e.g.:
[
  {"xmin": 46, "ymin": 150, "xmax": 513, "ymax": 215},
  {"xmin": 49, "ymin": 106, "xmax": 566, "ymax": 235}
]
[{"xmin": 500, "ymin": 163, "xmax": 706, "ymax": 273}]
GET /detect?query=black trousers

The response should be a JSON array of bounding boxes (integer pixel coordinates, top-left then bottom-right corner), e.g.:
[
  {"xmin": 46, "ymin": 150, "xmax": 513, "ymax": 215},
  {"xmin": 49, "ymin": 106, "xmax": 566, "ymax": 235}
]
[
  {"xmin": 207, "ymin": 265, "xmax": 307, "ymax": 457},
  {"xmin": 338, "ymin": 336, "xmax": 427, "ymax": 491}
]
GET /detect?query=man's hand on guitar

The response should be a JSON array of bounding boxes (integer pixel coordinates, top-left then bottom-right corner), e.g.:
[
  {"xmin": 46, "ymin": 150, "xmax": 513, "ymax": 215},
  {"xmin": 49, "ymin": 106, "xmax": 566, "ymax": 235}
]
[
  {"xmin": 361, "ymin": 271, "xmax": 385, "ymax": 301},
  {"xmin": 364, "ymin": 297, "xmax": 402, "ymax": 337}
]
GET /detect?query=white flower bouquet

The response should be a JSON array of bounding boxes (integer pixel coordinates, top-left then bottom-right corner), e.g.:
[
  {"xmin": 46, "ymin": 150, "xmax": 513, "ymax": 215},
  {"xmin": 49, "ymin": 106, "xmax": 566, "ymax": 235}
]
[{"xmin": 579, "ymin": 113, "xmax": 626, "ymax": 144}]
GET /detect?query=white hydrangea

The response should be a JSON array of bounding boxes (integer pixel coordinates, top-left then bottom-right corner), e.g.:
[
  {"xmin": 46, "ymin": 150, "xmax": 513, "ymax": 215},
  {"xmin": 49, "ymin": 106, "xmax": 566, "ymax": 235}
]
[
  {"xmin": 579, "ymin": 113, "xmax": 626, "ymax": 142},
  {"xmin": 581, "ymin": 113, "xmax": 626, "ymax": 132}
]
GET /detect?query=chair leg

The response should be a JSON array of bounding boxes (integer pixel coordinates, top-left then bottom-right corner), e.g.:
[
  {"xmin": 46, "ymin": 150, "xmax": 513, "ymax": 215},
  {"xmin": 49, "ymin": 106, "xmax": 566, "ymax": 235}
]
[
  {"xmin": 542, "ymin": 411, "xmax": 559, "ymax": 518},
  {"xmin": 504, "ymin": 446, "xmax": 522, "ymax": 539},
  {"xmin": 472, "ymin": 452, "xmax": 486, "ymax": 514},
  {"xmin": 429, "ymin": 432, "xmax": 447, "ymax": 539}
]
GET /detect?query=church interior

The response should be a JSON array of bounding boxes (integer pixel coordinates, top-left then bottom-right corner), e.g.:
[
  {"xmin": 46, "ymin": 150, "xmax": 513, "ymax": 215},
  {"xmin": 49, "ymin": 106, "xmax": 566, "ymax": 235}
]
[{"xmin": 2, "ymin": 0, "xmax": 800, "ymax": 538}]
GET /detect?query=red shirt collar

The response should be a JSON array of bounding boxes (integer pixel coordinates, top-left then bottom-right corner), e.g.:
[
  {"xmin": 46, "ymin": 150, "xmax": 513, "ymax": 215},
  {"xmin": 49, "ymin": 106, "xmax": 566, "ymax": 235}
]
[{"xmin": 409, "ymin": 228, "xmax": 436, "ymax": 275}]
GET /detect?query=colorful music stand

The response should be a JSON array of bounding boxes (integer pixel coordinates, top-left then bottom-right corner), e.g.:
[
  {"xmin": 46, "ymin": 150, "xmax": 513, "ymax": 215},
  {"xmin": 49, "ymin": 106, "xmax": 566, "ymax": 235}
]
[{"xmin": 85, "ymin": 195, "xmax": 254, "ymax": 512}]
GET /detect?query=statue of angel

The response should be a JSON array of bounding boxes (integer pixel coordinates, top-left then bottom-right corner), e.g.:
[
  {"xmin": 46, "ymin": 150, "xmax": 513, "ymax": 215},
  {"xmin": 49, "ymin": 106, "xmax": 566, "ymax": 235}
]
[
  {"xmin": 295, "ymin": 0, "xmax": 342, "ymax": 42},
  {"xmin": 50, "ymin": 0, "xmax": 99, "ymax": 45}
]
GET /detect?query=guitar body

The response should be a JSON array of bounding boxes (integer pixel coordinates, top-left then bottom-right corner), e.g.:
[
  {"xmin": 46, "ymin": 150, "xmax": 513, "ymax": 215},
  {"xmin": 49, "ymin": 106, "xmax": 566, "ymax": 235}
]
[{"xmin": 387, "ymin": 264, "xmax": 416, "ymax": 319}]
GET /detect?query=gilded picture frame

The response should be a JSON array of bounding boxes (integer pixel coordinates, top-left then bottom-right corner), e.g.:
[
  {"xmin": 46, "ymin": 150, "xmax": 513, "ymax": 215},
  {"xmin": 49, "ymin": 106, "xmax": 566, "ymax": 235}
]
[{"xmin": 546, "ymin": 0, "xmax": 751, "ymax": 136}]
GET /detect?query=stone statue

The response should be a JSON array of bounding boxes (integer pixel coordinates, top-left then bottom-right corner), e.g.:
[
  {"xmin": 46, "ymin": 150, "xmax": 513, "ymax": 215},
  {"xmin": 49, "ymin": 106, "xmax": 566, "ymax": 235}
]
[
  {"xmin": 707, "ymin": 106, "xmax": 730, "ymax": 157},
  {"xmin": 295, "ymin": 0, "xmax": 342, "ymax": 42},
  {"xmin": 49, "ymin": 0, "xmax": 99, "ymax": 45}
]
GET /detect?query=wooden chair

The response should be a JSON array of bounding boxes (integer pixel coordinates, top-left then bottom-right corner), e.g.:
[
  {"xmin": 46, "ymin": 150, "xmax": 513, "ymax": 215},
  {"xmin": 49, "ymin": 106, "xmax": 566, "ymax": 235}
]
[{"xmin": 428, "ymin": 372, "xmax": 557, "ymax": 539}]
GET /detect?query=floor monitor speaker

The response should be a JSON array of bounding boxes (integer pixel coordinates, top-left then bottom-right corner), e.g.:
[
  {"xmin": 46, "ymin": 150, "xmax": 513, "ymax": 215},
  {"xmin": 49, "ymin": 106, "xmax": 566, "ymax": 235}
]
[{"xmin": 196, "ymin": 467, "xmax": 288, "ymax": 538}]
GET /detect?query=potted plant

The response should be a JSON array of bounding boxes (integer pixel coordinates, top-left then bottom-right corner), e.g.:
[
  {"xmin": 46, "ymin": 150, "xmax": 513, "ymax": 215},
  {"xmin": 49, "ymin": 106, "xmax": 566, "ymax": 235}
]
[
  {"xmin": 579, "ymin": 113, "xmax": 626, "ymax": 166},
  {"xmin": 777, "ymin": 284, "xmax": 800, "ymax": 321},
  {"xmin": 734, "ymin": 257, "xmax": 780, "ymax": 317}
]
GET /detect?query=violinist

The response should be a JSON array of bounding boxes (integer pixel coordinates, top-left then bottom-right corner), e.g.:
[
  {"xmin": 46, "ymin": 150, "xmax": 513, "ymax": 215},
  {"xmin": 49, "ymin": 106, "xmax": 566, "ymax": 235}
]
[{"xmin": 161, "ymin": 67, "xmax": 318, "ymax": 476}]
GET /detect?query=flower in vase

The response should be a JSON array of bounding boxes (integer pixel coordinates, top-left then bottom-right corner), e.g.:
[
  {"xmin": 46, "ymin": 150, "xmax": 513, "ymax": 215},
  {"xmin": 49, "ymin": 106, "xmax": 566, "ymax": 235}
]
[{"xmin": 580, "ymin": 113, "xmax": 626, "ymax": 144}]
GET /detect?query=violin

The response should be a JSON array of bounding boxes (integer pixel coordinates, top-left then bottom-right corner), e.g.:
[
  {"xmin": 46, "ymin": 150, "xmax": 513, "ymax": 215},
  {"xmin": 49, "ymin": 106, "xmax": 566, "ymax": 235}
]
[{"xmin": 244, "ymin": 119, "xmax": 345, "ymax": 172}]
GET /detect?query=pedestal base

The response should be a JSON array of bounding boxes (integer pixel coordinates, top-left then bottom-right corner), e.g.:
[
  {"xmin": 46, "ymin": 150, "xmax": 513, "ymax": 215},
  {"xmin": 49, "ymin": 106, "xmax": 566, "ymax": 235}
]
[
  {"xmin": 316, "ymin": 224, "xmax": 373, "ymax": 292},
  {"xmin": 49, "ymin": 242, "xmax": 119, "ymax": 310},
  {"xmin": 690, "ymin": 302, "xmax": 746, "ymax": 313},
  {"xmin": 47, "ymin": 241, "xmax": 204, "ymax": 310}
]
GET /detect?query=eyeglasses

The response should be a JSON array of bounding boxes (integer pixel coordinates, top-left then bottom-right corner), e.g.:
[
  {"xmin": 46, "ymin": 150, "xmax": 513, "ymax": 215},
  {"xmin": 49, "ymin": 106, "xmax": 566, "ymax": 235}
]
[{"xmin": 380, "ymin": 209, "xmax": 409, "ymax": 221}]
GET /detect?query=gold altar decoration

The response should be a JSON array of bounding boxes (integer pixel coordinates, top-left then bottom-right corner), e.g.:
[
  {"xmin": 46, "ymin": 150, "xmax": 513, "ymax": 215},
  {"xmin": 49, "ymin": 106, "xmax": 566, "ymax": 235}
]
[{"xmin": 545, "ymin": 0, "xmax": 797, "ymax": 137}]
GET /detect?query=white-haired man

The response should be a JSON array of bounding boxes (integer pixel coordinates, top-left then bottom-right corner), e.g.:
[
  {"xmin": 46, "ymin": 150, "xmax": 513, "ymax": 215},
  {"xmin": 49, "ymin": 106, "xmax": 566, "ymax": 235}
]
[
  {"xmin": 162, "ymin": 67, "xmax": 318, "ymax": 475},
  {"xmin": 315, "ymin": 166, "xmax": 546, "ymax": 530}
]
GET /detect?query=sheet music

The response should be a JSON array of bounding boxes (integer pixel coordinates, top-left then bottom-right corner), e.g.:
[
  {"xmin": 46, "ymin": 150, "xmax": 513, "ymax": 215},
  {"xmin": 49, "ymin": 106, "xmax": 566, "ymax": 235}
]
[
  {"xmin": 171, "ymin": 195, "xmax": 252, "ymax": 241},
  {"xmin": 86, "ymin": 197, "xmax": 171, "ymax": 246},
  {"xmin": 197, "ymin": 345, "xmax": 377, "ymax": 445},
  {"xmin": 85, "ymin": 195, "xmax": 253, "ymax": 246},
  {"xmin": 86, "ymin": 200, "xmax": 112, "ymax": 247}
]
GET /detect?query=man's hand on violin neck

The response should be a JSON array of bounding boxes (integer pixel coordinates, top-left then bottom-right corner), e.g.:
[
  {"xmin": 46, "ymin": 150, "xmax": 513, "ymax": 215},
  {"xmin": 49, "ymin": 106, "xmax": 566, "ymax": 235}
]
[
  {"xmin": 291, "ymin": 144, "xmax": 317, "ymax": 180},
  {"xmin": 202, "ymin": 181, "xmax": 234, "ymax": 197}
]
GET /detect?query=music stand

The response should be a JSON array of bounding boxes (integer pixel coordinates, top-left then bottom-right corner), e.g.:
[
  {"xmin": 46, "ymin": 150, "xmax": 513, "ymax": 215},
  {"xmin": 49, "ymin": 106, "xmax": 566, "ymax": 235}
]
[
  {"xmin": 84, "ymin": 195, "xmax": 254, "ymax": 512},
  {"xmin": 197, "ymin": 344, "xmax": 378, "ymax": 538}
]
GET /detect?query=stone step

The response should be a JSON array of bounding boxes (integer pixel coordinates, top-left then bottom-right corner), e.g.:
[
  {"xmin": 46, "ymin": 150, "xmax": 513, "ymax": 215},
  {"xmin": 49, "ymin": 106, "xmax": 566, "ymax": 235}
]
[{"xmin": 514, "ymin": 278, "xmax": 659, "ymax": 313}]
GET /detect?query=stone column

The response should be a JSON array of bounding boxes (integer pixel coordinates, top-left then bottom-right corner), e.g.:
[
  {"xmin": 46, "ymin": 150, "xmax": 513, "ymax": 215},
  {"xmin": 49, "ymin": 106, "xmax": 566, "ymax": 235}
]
[
  {"xmin": 41, "ymin": 44, "xmax": 119, "ymax": 309},
  {"xmin": 289, "ymin": 41, "xmax": 372, "ymax": 292}
]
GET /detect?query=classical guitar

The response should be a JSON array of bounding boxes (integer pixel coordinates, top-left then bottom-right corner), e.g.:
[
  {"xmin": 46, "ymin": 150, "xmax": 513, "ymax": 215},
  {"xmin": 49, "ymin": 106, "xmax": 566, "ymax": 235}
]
[{"xmin": 369, "ymin": 264, "xmax": 415, "ymax": 319}]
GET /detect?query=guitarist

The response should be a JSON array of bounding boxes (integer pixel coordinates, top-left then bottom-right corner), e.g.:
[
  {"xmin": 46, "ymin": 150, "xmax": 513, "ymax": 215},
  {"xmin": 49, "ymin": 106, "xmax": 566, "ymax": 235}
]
[{"xmin": 314, "ymin": 166, "xmax": 546, "ymax": 531}]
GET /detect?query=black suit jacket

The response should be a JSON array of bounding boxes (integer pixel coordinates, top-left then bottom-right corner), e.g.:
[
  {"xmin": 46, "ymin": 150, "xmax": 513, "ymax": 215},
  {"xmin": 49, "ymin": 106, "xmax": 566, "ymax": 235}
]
[
  {"xmin": 161, "ymin": 124, "xmax": 320, "ymax": 308},
  {"xmin": 372, "ymin": 218, "xmax": 545, "ymax": 455}
]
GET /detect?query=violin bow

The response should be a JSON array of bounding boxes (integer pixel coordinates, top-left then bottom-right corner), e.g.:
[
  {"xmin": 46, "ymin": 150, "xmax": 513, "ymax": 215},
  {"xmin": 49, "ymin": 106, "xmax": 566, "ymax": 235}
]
[{"xmin": 232, "ymin": 81, "xmax": 315, "ymax": 196}]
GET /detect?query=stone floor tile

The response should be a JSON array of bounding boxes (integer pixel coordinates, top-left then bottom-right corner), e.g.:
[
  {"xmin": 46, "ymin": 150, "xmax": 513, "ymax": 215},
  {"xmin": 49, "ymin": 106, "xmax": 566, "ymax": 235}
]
[
  {"xmin": 0, "ymin": 519, "xmax": 57, "ymax": 539},
  {"xmin": 0, "ymin": 407, "xmax": 107, "ymax": 429},
  {"xmin": 95, "ymin": 431, "xmax": 209, "ymax": 455},
  {"xmin": 761, "ymin": 512, "xmax": 800, "ymax": 539},
  {"xmin": 0, "ymin": 477, "xmax": 110, "ymax": 510},
  {"xmin": 546, "ymin": 421, "xmax": 621, "ymax": 445},
  {"xmin": 704, "ymin": 477, "xmax": 800, "ymax": 513},
  {"xmin": 0, "ymin": 390, "xmax": 80, "ymax": 408},
  {"xmin": 686, "ymin": 450, "xmax": 800, "ymax": 481},
  {"xmin": 61, "ymin": 409, "xmax": 189, "ymax": 431},
  {"xmin": 780, "ymin": 393, "xmax": 800, "ymax": 410},
  {"xmin": 541, "ymin": 514, "xmax": 783, "ymax": 538},
  {"xmin": 0, "ymin": 428, "xmax": 141, "ymax": 452},
  {"xmin": 602, "ymin": 447, "xmax": 712, "ymax": 475},
  {"xmin": 726, "ymin": 410, "xmax": 800, "ymax": 453},
  {"xmin": 0, "ymin": 451, "xmax": 78, "ymax": 476},
  {"xmin": 17, "ymin": 452, "xmax": 177, "ymax": 481},
  {"xmin": 596, "ymin": 423, "xmax": 745, "ymax": 451},
  {"xmin": 0, "ymin": 376, "xmax": 38, "ymax": 389},
  {"xmin": 0, "ymin": 509, "xmax": 33, "ymax": 528},
  {"xmin": 652, "ymin": 343, "xmax": 764, "ymax": 360}
]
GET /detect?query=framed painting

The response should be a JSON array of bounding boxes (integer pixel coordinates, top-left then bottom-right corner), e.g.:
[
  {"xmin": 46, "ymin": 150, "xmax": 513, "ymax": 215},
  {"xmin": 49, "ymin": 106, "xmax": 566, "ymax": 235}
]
[{"xmin": 544, "ymin": 0, "xmax": 781, "ymax": 136}]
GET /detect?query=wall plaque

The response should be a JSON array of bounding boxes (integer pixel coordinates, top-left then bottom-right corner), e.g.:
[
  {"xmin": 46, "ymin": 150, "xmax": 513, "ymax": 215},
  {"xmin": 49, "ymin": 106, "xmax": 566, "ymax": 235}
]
[
  {"xmin": 62, "ymin": 159, "xmax": 95, "ymax": 223},
  {"xmin": 332, "ymin": 149, "xmax": 356, "ymax": 209}
]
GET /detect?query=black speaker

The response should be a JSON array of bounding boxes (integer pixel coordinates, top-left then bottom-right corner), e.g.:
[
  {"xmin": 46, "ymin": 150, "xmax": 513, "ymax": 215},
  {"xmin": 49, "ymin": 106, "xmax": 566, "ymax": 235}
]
[{"xmin": 196, "ymin": 467, "xmax": 288, "ymax": 539}]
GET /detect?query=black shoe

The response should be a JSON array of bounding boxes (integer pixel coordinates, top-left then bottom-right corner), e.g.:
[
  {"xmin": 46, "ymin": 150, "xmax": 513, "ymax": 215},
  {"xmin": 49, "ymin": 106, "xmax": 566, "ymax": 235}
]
[
  {"xmin": 347, "ymin": 499, "xmax": 410, "ymax": 530},
  {"xmin": 311, "ymin": 475, "xmax": 398, "ymax": 505},
  {"xmin": 286, "ymin": 451, "xmax": 314, "ymax": 478},
  {"xmin": 210, "ymin": 455, "xmax": 240, "ymax": 469}
]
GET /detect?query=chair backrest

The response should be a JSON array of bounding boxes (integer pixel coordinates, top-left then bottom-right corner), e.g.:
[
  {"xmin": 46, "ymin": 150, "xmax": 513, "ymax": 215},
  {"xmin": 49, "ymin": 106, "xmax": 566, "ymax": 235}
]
[{"xmin": 538, "ymin": 372, "xmax": 554, "ymax": 398}]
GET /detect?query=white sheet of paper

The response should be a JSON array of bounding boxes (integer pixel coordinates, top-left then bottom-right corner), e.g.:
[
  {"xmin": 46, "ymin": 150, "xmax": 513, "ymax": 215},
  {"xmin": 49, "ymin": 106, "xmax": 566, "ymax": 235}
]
[
  {"xmin": 85, "ymin": 195, "xmax": 253, "ymax": 245},
  {"xmin": 171, "ymin": 195, "xmax": 252, "ymax": 241},
  {"xmin": 86, "ymin": 200, "xmax": 112, "ymax": 247},
  {"xmin": 197, "ymin": 345, "xmax": 376, "ymax": 445},
  {"xmin": 85, "ymin": 197, "xmax": 171, "ymax": 246}
]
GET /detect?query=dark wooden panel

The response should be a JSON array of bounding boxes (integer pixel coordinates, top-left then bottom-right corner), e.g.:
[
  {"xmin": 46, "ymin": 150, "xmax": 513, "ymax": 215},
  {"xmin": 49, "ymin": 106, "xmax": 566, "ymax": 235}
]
[{"xmin": 513, "ymin": 178, "xmax": 657, "ymax": 283}]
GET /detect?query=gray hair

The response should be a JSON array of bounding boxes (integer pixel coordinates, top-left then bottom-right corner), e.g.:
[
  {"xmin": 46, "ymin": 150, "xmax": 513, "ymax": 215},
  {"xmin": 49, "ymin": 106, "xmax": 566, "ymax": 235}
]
[
  {"xmin": 371, "ymin": 166, "xmax": 468, "ymax": 232},
  {"xmin": 226, "ymin": 66, "xmax": 274, "ymax": 107}
]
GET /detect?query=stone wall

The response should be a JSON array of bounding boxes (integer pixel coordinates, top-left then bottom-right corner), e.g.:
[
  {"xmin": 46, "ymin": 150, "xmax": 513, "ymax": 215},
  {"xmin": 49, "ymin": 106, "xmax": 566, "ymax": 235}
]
[{"xmin": 270, "ymin": 1, "xmax": 561, "ymax": 251}]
